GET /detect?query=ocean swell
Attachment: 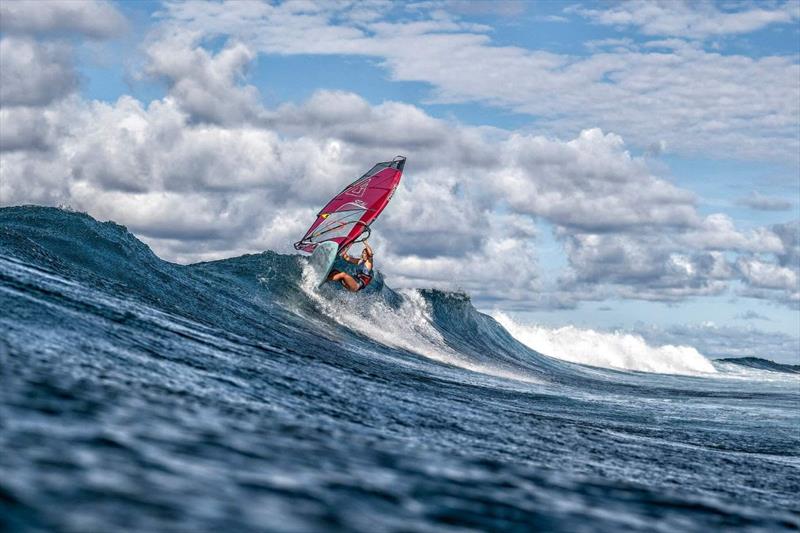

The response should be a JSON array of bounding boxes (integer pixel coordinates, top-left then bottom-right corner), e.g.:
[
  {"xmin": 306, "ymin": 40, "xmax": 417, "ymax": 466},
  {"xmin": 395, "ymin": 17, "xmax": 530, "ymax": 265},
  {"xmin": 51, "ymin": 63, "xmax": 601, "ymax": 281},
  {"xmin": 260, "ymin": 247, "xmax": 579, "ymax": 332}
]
[{"xmin": 2, "ymin": 206, "xmax": 798, "ymax": 532}]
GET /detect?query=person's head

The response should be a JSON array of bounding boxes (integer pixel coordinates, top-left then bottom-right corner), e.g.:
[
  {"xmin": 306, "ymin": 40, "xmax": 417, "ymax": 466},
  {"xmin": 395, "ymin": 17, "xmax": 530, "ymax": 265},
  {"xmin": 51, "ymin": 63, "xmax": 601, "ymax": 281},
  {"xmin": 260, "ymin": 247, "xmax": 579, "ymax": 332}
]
[{"xmin": 361, "ymin": 247, "xmax": 373, "ymax": 261}]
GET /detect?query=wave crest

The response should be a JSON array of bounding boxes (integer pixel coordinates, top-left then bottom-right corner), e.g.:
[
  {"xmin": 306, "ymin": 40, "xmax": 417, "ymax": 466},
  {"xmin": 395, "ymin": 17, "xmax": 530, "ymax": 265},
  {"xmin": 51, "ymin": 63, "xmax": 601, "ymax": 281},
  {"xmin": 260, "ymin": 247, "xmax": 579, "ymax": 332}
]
[{"xmin": 492, "ymin": 312, "xmax": 717, "ymax": 376}]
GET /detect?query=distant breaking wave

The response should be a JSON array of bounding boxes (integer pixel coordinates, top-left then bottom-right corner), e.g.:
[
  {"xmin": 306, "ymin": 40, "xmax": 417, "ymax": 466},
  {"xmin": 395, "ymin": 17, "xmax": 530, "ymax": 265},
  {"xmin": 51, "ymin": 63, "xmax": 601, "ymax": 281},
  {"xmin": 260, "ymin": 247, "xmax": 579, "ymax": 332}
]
[{"xmin": 491, "ymin": 311, "xmax": 718, "ymax": 376}]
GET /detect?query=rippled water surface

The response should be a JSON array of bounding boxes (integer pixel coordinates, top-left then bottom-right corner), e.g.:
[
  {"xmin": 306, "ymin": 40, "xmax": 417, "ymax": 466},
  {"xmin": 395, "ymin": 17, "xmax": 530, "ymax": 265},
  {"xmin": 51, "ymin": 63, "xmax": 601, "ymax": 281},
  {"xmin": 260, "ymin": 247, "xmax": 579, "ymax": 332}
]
[{"xmin": 1, "ymin": 206, "xmax": 798, "ymax": 532}]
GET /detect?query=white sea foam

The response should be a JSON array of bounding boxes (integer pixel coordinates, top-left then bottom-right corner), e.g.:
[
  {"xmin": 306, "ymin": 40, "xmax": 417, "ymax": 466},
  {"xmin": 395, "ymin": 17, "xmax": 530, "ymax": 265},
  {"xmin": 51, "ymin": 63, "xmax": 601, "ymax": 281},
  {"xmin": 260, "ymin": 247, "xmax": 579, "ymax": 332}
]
[
  {"xmin": 296, "ymin": 264, "xmax": 541, "ymax": 384},
  {"xmin": 492, "ymin": 311, "xmax": 717, "ymax": 376}
]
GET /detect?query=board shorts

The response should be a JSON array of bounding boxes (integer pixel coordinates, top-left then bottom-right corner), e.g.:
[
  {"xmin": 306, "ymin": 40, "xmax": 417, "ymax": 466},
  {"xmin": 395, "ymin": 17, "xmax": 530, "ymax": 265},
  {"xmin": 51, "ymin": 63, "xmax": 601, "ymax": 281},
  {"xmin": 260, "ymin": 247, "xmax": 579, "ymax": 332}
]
[
  {"xmin": 355, "ymin": 273, "xmax": 372, "ymax": 290},
  {"xmin": 329, "ymin": 270, "xmax": 372, "ymax": 291}
]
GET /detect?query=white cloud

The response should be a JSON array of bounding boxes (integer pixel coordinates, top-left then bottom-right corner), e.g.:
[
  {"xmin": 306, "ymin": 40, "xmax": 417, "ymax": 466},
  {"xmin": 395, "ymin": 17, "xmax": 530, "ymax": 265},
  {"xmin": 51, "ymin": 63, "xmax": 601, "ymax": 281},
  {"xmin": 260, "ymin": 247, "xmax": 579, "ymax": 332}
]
[
  {"xmin": 729, "ymin": 220, "xmax": 800, "ymax": 306},
  {"xmin": 0, "ymin": 37, "xmax": 77, "ymax": 106},
  {"xmin": 0, "ymin": 0, "xmax": 127, "ymax": 39},
  {"xmin": 2, "ymin": 27, "xmax": 797, "ymax": 310},
  {"xmin": 0, "ymin": 0, "xmax": 127, "ymax": 110},
  {"xmin": 490, "ymin": 128, "xmax": 698, "ymax": 232},
  {"xmin": 737, "ymin": 257, "xmax": 798, "ymax": 291},
  {"xmin": 143, "ymin": 30, "xmax": 265, "ymax": 126},
  {"xmin": 0, "ymin": 106, "xmax": 54, "ymax": 151},
  {"xmin": 641, "ymin": 322, "xmax": 800, "ymax": 364},
  {"xmin": 573, "ymin": 0, "xmax": 800, "ymax": 39},
  {"xmin": 155, "ymin": 0, "xmax": 800, "ymax": 162},
  {"xmin": 384, "ymin": 212, "xmax": 539, "ymax": 302},
  {"xmin": 556, "ymin": 232, "xmax": 732, "ymax": 302},
  {"xmin": 737, "ymin": 192, "xmax": 794, "ymax": 212},
  {"xmin": 2, "ymin": 78, "xmax": 792, "ymax": 306},
  {"xmin": 680, "ymin": 213, "xmax": 785, "ymax": 253}
]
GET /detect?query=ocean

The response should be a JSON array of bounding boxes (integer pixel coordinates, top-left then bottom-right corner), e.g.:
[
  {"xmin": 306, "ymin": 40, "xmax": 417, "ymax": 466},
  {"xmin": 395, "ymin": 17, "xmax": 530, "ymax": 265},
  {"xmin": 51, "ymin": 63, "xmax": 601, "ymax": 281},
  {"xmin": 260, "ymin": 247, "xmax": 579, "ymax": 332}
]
[{"xmin": 1, "ymin": 206, "xmax": 798, "ymax": 532}]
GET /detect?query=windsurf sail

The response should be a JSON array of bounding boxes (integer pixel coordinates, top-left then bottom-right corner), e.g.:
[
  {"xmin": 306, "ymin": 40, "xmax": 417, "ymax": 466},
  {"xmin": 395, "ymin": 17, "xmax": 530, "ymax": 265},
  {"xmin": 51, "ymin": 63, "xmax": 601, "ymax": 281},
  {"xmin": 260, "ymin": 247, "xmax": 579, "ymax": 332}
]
[{"xmin": 294, "ymin": 156, "xmax": 406, "ymax": 253}]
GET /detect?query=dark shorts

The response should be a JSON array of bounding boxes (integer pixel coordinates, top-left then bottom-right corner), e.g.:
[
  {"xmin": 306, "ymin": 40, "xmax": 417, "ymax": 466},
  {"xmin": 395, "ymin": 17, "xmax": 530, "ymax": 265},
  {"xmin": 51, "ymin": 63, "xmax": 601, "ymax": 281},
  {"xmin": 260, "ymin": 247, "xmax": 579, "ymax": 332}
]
[
  {"xmin": 355, "ymin": 274, "xmax": 372, "ymax": 290},
  {"xmin": 329, "ymin": 270, "xmax": 372, "ymax": 291}
]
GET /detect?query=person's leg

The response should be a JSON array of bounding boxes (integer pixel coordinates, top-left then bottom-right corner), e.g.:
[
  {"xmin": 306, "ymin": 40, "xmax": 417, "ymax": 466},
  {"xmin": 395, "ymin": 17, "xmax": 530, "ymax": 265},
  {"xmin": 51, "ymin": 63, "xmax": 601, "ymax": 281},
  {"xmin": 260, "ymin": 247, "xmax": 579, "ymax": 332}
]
[{"xmin": 329, "ymin": 271, "xmax": 360, "ymax": 292}]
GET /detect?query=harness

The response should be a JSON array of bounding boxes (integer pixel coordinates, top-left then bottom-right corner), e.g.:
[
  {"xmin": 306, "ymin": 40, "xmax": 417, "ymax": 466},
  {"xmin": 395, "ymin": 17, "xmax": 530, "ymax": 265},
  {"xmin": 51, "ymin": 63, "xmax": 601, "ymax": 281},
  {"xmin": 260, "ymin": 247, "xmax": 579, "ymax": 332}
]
[{"xmin": 355, "ymin": 261, "xmax": 373, "ymax": 289}]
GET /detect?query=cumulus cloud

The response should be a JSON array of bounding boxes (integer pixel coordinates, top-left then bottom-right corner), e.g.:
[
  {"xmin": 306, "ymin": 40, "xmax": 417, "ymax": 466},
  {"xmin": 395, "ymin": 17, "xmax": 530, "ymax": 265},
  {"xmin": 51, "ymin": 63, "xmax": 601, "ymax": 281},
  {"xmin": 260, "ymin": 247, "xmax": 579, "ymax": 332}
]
[
  {"xmin": 0, "ymin": 0, "xmax": 127, "ymax": 39},
  {"xmin": 0, "ymin": 37, "xmax": 77, "ymax": 106},
  {"xmin": 773, "ymin": 220, "xmax": 800, "ymax": 267},
  {"xmin": 0, "ymin": 0, "xmax": 127, "ymax": 109},
  {"xmin": 143, "ymin": 30, "xmax": 265, "ymax": 126},
  {"xmin": 273, "ymin": 91, "xmax": 470, "ymax": 156},
  {"xmin": 737, "ymin": 192, "xmax": 794, "ymax": 212},
  {"xmin": 490, "ymin": 129, "xmax": 698, "ymax": 232},
  {"xmin": 0, "ymin": 106, "xmax": 53, "ymax": 151},
  {"xmin": 731, "ymin": 220, "xmax": 800, "ymax": 306},
  {"xmin": 680, "ymin": 213, "xmax": 785, "ymax": 253},
  {"xmin": 736, "ymin": 257, "xmax": 798, "ymax": 291},
  {"xmin": 735, "ymin": 261, "xmax": 799, "ymax": 307},
  {"xmin": 1, "ymin": 22, "xmax": 797, "ymax": 310},
  {"xmin": 2, "ymin": 81, "xmax": 789, "ymax": 306},
  {"xmin": 550, "ymin": 211, "xmax": 798, "ymax": 306},
  {"xmin": 640, "ymin": 322, "xmax": 800, "ymax": 364},
  {"xmin": 156, "ymin": 0, "xmax": 800, "ymax": 162},
  {"xmin": 557, "ymin": 233, "xmax": 732, "ymax": 303},
  {"xmin": 383, "ymin": 211, "xmax": 539, "ymax": 302},
  {"xmin": 0, "ymin": 94, "xmax": 361, "ymax": 253}
]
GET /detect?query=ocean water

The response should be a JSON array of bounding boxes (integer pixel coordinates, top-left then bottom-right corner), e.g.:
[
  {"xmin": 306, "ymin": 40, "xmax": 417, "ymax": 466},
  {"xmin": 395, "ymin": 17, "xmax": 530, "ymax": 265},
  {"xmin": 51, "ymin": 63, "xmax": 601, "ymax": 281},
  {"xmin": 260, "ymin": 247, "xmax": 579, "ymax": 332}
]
[{"xmin": 1, "ymin": 206, "xmax": 798, "ymax": 532}]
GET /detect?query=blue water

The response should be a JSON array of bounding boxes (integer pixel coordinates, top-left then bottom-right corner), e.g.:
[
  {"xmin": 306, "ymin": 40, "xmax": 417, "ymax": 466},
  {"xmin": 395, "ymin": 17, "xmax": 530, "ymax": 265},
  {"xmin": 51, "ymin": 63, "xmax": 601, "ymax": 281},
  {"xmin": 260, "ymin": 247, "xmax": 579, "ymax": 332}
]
[{"xmin": 1, "ymin": 206, "xmax": 798, "ymax": 532}]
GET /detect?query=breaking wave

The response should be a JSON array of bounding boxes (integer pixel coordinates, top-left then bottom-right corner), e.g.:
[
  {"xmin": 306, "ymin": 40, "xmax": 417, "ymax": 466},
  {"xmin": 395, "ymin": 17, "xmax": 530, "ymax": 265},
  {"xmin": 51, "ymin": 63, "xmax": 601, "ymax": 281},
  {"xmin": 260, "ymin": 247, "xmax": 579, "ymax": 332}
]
[{"xmin": 491, "ymin": 311, "xmax": 717, "ymax": 376}]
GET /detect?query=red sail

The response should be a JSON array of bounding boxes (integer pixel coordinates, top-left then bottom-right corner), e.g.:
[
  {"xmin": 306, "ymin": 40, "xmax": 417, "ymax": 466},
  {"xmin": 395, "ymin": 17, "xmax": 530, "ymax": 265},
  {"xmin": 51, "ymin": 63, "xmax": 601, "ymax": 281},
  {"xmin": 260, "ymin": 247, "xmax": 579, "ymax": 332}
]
[{"xmin": 294, "ymin": 156, "xmax": 405, "ymax": 253}]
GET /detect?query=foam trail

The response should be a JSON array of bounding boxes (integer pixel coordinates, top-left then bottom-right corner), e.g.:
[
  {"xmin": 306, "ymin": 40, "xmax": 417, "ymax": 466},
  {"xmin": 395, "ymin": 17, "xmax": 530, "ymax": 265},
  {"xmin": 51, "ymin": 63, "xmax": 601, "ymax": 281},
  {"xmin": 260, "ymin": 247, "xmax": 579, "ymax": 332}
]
[
  {"xmin": 297, "ymin": 265, "xmax": 541, "ymax": 384},
  {"xmin": 492, "ymin": 312, "xmax": 716, "ymax": 376}
]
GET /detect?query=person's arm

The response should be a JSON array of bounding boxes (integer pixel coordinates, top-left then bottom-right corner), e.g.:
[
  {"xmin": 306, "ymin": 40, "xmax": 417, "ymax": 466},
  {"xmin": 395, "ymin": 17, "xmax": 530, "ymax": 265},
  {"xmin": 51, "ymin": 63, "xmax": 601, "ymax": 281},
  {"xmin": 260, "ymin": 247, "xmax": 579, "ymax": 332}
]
[
  {"xmin": 340, "ymin": 244, "xmax": 359, "ymax": 264},
  {"xmin": 364, "ymin": 242, "xmax": 373, "ymax": 270}
]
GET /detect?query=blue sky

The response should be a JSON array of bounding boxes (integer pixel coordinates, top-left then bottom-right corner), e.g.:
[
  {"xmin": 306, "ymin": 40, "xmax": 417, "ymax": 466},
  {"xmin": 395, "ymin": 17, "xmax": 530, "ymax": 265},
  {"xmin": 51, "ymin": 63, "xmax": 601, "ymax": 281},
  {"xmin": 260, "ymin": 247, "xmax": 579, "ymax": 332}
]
[{"xmin": 1, "ymin": 0, "xmax": 798, "ymax": 362}]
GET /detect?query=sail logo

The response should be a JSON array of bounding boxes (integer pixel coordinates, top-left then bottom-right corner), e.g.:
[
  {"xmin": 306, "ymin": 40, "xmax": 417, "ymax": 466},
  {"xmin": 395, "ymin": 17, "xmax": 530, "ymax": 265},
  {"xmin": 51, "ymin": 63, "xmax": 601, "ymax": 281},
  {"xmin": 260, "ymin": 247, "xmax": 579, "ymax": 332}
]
[
  {"xmin": 345, "ymin": 177, "xmax": 371, "ymax": 197},
  {"xmin": 340, "ymin": 200, "xmax": 367, "ymax": 211}
]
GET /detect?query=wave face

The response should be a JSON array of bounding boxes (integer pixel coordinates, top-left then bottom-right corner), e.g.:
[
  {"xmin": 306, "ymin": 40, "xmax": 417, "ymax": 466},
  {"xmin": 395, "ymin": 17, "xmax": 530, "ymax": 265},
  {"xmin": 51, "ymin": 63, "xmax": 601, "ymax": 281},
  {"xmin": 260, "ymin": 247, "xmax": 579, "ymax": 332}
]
[{"xmin": 2, "ymin": 206, "xmax": 799, "ymax": 532}]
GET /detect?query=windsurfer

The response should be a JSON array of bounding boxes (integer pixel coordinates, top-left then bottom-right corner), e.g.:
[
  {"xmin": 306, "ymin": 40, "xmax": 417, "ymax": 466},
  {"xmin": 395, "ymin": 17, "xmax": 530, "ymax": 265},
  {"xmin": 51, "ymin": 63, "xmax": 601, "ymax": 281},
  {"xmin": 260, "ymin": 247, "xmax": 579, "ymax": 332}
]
[{"xmin": 327, "ymin": 242, "xmax": 373, "ymax": 292}]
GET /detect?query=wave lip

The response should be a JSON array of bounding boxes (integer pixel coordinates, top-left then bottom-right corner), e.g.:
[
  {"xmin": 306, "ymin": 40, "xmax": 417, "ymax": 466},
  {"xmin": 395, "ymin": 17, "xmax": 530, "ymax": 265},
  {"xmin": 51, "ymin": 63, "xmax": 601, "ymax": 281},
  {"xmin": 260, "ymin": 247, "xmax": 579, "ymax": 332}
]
[{"xmin": 492, "ymin": 312, "xmax": 717, "ymax": 376}]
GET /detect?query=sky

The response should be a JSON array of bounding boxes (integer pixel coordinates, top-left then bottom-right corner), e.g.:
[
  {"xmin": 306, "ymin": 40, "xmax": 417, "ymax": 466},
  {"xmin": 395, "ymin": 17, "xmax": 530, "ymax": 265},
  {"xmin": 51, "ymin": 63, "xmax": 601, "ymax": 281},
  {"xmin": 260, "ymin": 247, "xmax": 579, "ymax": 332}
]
[{"xmin": 1, "ymin": 0, "xmax": 799, "ymax": 363}]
